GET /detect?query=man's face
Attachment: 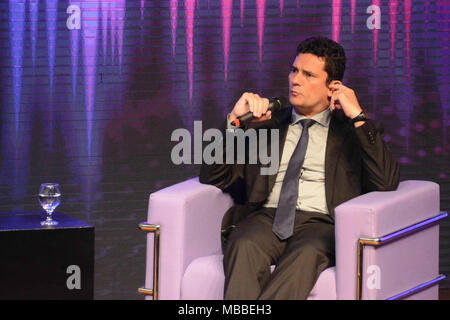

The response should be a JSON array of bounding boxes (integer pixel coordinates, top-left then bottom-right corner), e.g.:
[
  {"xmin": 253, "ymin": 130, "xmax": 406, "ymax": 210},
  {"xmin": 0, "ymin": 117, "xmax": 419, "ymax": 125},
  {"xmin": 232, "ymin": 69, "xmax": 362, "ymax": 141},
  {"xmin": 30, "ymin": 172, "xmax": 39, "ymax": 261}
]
[{"xmin": 288, "ymin": 53, "xmax": 332, "ymax": 115}]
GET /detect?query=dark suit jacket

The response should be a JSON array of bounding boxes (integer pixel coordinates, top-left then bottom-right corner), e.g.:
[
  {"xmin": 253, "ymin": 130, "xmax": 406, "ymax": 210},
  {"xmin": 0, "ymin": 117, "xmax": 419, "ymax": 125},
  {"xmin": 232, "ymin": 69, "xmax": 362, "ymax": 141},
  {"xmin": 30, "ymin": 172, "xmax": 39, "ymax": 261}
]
[{"xmin": 199, "ymin": 107, "xmax": 400, "ymax": 244}]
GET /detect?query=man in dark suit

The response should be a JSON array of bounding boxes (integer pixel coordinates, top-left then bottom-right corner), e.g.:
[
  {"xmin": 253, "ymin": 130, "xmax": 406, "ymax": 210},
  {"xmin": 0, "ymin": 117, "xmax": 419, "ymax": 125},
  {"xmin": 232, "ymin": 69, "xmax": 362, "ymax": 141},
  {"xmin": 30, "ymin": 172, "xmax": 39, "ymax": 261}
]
[{"xmin": 199, "ymin": 37, "xmax": 400, "ymax": 299}]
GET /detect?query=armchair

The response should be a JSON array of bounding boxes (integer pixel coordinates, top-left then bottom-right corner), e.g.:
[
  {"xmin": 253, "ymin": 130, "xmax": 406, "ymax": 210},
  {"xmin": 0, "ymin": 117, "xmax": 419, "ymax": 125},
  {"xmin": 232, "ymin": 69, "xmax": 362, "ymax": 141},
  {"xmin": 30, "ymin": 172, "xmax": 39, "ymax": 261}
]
[{"xmin": 138, "ymin": 178, "xmax": 447, "ymax": 300}]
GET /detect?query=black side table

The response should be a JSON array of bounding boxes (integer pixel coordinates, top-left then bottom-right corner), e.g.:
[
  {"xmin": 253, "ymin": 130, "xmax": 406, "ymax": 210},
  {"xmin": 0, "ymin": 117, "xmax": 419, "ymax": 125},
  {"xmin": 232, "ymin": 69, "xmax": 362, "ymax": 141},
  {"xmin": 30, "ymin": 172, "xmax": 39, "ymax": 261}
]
[{"xmin": 0, "ymin": 211, "xmax": 94, "ymax": 299}]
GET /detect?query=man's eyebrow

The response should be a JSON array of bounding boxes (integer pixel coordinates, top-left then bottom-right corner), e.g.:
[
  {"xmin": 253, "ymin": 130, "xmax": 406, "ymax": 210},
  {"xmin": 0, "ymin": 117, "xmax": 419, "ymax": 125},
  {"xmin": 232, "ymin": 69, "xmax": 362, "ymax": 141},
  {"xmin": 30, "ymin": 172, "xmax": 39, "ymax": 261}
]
[
  {"xmin": 291, "ymin": 65, "xmax": 318, "ymax": 76},
  {"xmin": 302, "ymin": 68, "xmax": 317, "ymax": 75}
]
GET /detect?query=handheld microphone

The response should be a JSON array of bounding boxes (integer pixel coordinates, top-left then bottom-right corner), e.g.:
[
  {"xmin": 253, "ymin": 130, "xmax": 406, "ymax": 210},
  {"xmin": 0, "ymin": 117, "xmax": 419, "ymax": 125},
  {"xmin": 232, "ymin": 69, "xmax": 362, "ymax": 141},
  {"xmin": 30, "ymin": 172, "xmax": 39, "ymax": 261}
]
[{"xmin": 230, "ymin": 96, "xmax": 288, "ymax": 127}]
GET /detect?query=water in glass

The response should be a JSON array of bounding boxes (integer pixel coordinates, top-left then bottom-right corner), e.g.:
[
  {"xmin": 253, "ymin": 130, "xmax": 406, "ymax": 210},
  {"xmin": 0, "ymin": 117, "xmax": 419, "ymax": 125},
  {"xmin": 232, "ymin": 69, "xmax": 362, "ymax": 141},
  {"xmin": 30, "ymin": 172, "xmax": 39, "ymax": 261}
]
[{"xmin": 39, "ymin": 183, "xmax": 61, "ymax": 226}]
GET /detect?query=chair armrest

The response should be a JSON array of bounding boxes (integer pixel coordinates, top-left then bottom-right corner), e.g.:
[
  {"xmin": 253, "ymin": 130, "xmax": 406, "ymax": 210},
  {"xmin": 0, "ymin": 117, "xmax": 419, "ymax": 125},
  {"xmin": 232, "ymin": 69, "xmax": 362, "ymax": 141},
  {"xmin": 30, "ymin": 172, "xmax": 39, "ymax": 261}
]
[
  {"xmin": 334, "ymin": 180, "xmax": 443, "ymax": 300},
  {"xmin": 142, "ymin": 177, "xmax": 233, "ymax": 299}
]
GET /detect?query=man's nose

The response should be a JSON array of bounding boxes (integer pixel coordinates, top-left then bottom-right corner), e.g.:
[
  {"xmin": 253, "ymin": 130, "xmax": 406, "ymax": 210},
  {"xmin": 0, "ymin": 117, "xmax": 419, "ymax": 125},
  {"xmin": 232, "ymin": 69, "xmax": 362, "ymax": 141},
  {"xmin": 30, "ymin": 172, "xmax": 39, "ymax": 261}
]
[{"xmin": 290, "ymin": 73, "xmax": 303, "ymax": 86}]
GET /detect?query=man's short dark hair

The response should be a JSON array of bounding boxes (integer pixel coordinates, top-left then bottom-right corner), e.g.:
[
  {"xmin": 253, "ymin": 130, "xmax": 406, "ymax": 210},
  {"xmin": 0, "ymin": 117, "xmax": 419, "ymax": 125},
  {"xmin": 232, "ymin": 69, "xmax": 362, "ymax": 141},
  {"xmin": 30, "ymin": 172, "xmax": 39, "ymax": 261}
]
[{"xmin": 296, "ymin": 37, "xmax": 346, "ymax": 85}]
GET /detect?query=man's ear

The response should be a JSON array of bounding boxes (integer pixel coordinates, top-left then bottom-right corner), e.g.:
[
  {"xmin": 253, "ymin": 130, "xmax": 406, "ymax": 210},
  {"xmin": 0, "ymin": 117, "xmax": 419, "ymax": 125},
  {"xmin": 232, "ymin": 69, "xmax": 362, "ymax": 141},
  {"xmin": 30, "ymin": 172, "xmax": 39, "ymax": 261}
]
[{"xmin": 327, "ymin": 80, "xmax": 342, "ymax": 98}]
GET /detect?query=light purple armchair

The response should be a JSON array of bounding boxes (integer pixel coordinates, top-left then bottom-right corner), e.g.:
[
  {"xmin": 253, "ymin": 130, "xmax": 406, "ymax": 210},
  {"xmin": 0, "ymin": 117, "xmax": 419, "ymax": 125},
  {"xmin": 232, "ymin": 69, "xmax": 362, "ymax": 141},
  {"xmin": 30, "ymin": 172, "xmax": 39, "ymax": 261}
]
[{"xmin": 138, "ymin": 178, "xmax": 447, "ymax": 300}]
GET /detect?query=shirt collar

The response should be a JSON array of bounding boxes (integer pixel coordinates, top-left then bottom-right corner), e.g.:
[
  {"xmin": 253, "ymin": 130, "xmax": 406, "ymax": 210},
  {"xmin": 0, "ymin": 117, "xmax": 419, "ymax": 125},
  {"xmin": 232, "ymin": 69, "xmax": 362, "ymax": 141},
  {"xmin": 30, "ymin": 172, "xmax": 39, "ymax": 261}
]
[{"xmin": 291, "ymin": 106, "xmax": 331, "ymax": 128}]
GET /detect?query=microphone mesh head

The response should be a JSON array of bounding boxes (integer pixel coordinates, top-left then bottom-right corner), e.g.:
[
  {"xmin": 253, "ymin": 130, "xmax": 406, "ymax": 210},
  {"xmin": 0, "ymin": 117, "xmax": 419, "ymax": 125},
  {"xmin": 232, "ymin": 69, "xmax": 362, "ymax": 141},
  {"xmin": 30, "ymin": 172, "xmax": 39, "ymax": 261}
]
[{"xmin": 272, "ymin": 96, "xmax": 289, "ymax": 111}]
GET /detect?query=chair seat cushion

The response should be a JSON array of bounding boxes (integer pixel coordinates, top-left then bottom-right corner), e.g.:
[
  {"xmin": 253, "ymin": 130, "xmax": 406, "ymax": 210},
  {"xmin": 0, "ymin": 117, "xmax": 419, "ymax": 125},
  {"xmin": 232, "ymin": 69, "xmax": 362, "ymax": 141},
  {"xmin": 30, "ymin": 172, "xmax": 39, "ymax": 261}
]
[{"xmin": 180, "ymin": 254, "xmax": 336, "ymax": 300}]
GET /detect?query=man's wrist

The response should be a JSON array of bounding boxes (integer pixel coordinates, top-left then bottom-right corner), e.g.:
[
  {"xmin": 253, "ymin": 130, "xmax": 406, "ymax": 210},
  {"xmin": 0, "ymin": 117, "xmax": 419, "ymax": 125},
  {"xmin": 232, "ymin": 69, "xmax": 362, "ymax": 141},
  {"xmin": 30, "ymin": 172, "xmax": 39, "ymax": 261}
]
[
  {"xmin": 350, "ymin": 109, "xmax": 369, "ymax": 126},
  {"xmin": 353, "ymin": 121, "xmax": 366, "ymax": 128}
]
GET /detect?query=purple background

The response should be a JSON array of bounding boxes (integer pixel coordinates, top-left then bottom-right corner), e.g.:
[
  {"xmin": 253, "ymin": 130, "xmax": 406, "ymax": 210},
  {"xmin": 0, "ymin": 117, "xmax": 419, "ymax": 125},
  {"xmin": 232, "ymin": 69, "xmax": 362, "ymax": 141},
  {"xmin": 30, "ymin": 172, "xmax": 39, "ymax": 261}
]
[{"xmin": 0, "ymin": 0, "xmax": 448, "ymax": 299}]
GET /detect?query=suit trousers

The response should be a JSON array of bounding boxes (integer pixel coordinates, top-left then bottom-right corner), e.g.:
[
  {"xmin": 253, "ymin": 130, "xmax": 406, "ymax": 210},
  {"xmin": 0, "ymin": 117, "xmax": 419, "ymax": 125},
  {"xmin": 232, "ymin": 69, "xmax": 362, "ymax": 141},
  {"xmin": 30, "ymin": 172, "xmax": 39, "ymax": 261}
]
[{"xmin": 223, "ymin": 207, "xmax": 335, "ymax": 300}]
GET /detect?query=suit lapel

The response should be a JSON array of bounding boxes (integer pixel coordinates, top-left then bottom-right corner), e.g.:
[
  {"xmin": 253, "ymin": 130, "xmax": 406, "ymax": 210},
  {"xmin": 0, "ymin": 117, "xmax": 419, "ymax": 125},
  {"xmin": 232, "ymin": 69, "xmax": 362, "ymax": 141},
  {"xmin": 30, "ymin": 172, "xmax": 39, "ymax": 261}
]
[
  {"xmin": 268, "ymin": 108, "xmax": 292, "ymax": 192},
  {"xmin": 324, "ymin": 110, "xmax": 349, "ymax": 215}
]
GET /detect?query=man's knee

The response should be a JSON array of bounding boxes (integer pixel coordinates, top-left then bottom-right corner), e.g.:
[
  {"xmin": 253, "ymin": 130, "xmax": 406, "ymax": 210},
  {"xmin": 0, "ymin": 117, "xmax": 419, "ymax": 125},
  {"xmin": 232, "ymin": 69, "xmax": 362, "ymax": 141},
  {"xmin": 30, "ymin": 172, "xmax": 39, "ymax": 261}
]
[
  {"xmin": 223, "ymin": 225, "xmax": 278, "ymax": 270},
  {"xmin": 225, "ymin": 228, "xmax": 262, "ymax": 254},
  {"xmin": 289, "ymin": 237, "xmax": 334, "ymax": 262}
]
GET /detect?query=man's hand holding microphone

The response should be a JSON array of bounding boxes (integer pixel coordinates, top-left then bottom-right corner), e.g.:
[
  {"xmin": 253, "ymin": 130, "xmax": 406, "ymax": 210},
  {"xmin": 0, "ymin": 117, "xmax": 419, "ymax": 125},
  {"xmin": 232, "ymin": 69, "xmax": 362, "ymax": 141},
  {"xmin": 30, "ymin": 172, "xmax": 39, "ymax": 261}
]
[{"xmin": 228, "ymin": 93, "xmax": 287, "ymax": 128}]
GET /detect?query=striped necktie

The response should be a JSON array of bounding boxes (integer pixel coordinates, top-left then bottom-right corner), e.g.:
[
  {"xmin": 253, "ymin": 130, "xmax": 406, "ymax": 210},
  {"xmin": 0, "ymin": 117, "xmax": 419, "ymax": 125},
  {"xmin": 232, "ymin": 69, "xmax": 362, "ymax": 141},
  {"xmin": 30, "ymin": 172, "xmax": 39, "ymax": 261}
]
[{"xmin": 272, "ymin": 118, "xmax": 316, "ymax": 240}]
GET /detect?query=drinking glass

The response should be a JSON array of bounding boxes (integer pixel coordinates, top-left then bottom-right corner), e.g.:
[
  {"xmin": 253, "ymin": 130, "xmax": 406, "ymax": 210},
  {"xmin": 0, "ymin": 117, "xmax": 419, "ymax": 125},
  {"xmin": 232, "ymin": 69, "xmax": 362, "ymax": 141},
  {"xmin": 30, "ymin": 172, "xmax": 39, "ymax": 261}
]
[{"xmin": 38, "ymin": 183, "xmax": 61, "ymax": 226}]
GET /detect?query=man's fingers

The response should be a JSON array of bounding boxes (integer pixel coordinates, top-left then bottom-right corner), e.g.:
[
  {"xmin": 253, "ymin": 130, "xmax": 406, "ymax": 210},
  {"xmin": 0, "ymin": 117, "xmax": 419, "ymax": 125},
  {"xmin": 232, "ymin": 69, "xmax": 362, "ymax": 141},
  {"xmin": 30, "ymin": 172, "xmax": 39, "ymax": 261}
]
[
  {"xmin": 262, "ymin": 98, "xmax": 270, "ymax": 115},
  {"xmin": 330, "ymin": 92, "xmax": 341, "ymax": 110},
  {"xmin": 330, "ymin": 95, "xmax": 335, "ymax": 110},
  {"xmin": 237, "ymin": 92, "xmax": 272, "ymax": 121},
  {"xmin": 252, "ymin": 113, "xmax": 271, "ymax": 122},
  {"xmin": 329, "ymin": 82, "xmax": 345, "ymax": 90},
  {"xmin": 250, "ymin": 93, "xmax": 258, "ymax": 116},
  {"xmin": 257, "ymin": 94, "xmax": 265, "ymax": 118},
  {"xmin": 247, "ymin": 93, "xmax": 255, "ymax": 113},
  {"xmin": 250, "ymin": 94, "xmax": 271, "ymax": 122},
  {"xmin": 329, "ymin": 83, "xmax": 340, "ymax": 91},
  {"xmin": 249, "ymin": 93, "xmax": 265, "ymax": 118},
  {"xmin": 256, "ymin": 96, "xmax": 264, "ymax": 118},
  {"xmin": 234, "ymin": 92, "xmax": 272, "ymax": 120}
]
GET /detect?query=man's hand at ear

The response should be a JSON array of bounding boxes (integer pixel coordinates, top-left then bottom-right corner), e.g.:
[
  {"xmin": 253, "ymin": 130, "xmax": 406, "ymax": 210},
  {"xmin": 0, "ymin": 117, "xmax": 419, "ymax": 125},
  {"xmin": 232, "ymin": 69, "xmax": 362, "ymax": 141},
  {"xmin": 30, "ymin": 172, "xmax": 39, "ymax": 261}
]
[{"xmin": 328, "ymin": 82, "xmax": 365, "ymax": 128}]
